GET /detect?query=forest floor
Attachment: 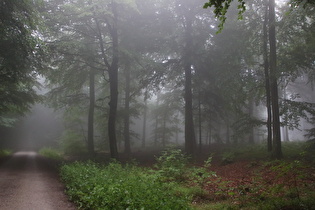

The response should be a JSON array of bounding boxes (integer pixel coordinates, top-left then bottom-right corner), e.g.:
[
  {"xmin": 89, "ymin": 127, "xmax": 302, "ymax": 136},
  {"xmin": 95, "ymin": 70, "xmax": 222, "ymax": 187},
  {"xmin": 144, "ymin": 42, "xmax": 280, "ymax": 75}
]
[
  {"xmin": 1, "ymin": 143, "xmax": 315, "ymax": 209},
  {"xmin": 0, "ymin": 151, "xmax": 76, "ymax": 210},
  {"xmin": 116, "ymin": 144, "xmax": 315, "ymax": 209}
]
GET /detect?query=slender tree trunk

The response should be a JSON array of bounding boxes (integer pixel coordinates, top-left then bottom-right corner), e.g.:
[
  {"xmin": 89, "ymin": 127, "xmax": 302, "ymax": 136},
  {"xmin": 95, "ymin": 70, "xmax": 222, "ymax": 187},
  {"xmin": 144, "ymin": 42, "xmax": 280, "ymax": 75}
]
[
  {"xmin": 162, "ymin": 114, "xmax": 166, "ymax": 147},
  {"xmin": 248, "ymin": 99, "xmax": 254, "ymax": 144},
  {"xmin": 141, "ymin": 91, "xmax": 148, "ymax": 148},
  {"xmin": 175, "ymin": 128, "xmax": 179, "ymax": 144},
  {"xmin": 93, "ymin": 4, "xmax": 118, "ymax": 159},
  {"xmin": 154, "ymin": 95, "xmax": 160, "ymax": 146},
  {"xmin": 87, "ymin": 69, "xmax": 95, "ymax": 156},
  {"xmin": 183, "ymin": 12, "xmax": 196, "ymax": 158},
  {"xmin": 226, "ymin": 119, "xmax": 230, "ymax": 144},
  {"xmin": 124, "ymin": 61, "xmax": 131, "ymax": 155},
  {"xmin": 282, "ymin": 85, "xmax": 290, "ymax": 142},
  {"xmin": 198, "ymin": 91, "xmax": 202, "ymax": 152},
  {"xmin": 263, "ymin": 2, "xmax": 273, "ymax": 152},
  {"xmin": 107, "ymin": 1, "xmax": 119, "ymax": 159},
  {"xmin": 269, "ymin": 0, "xmax": 282, "ymax": 159}
]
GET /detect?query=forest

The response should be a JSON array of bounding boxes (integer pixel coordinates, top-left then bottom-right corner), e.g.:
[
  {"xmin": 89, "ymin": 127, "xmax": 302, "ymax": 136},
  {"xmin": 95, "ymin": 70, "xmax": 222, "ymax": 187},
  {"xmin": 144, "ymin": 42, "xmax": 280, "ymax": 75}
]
[{"xmin": 0, "ymin": 0, "xmax": 315, "ymax": 209}]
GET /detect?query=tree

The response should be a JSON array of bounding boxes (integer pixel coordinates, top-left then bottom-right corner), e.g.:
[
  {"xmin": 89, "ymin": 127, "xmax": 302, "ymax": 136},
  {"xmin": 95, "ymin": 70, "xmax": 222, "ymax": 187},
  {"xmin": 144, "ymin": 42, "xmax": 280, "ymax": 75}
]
[
  {"xmin": 93, "ymin": 1, "xmax": 120, "ymax": 159},
  {"xmin": 150, "ymin": 89, "xmax": 183, "ymax": 147},
  {"xmin": 43, "ymin": 0, "xmax": 139, "ymax": 159},
  {"xmin": 203, "ymin": 0, "xmax": 283, "ymax": 158},
  {"xmin": 0, "ymin": 0, "xmax": 41, "ymax": 126},
  {"xmin": 180, "ymin": 1, "xmax": 197, "ymax": 157},
  {"xmin": 262, "ymin": 2, "xmax": 273, "ymax": 151},
  {"xmin": 268, "ymin": 0, "xmax": 282, "ymax": 159}
]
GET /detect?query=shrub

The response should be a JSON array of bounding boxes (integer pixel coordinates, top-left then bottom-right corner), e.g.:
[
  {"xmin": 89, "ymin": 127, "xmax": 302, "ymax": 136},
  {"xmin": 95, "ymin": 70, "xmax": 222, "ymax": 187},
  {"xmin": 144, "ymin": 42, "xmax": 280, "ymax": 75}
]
[
  {"xmin": 60, "ymin": 161, "xmax": 191, "ymax": 210},
  {"xmin": 154, "ymin": 148, "xmax": 190, "ymax": 182}
]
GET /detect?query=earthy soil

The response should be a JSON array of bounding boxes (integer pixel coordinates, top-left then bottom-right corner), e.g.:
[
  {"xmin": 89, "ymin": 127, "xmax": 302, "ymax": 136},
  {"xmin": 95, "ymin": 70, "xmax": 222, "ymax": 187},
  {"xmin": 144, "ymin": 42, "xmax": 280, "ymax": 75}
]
[{"xmin": 0, "ymin": 151, "xmax": 77, "ymax": 210}]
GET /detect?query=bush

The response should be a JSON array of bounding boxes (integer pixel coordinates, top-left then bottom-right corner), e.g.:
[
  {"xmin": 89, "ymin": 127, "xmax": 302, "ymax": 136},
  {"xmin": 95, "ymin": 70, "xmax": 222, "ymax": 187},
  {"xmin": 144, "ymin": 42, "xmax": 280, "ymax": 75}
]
[
  {"xmin": 154, "ymin": 148, "xmax": 190, "ymax": 182},
  {"xmin": 60, "ymin": 161, "xmax": 191, "ymax": 210}
]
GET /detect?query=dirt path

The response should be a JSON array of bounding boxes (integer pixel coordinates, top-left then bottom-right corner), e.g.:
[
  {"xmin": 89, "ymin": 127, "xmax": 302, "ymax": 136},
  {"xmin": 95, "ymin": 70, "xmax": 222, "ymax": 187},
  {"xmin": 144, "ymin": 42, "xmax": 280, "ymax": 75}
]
[{"xmin": 0, "ymin": 151, "xmax": 77, "ymax": 210}]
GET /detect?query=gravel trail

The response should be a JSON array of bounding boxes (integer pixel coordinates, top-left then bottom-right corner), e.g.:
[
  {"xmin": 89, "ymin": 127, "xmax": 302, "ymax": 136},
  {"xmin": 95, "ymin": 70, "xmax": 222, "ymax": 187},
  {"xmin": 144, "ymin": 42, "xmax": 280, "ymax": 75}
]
[{"xmin": 0, "ymin": 151, "xmax": 77, "ymax": 210}]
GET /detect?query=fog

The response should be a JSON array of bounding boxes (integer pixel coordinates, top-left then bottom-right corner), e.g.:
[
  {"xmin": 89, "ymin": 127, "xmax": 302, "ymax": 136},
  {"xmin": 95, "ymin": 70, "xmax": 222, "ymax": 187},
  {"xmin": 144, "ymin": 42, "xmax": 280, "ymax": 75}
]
[
  {"xmin": 1, "ymin": 104, "xmax": 63, "ymax": 151},
  {"xmin": 1, "ymin": 0, "xmax": 314, "ymax": 157}
]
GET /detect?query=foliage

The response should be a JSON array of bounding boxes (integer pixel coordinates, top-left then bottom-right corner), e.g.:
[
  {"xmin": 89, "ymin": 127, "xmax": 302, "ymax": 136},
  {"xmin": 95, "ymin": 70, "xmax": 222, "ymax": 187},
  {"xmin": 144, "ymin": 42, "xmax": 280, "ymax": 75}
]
[
  {"xmin": 0, "ymin": 149, "xmax": 12, "ymax": 157},
  {"xmin": 60, "ymin": 161, "xmax": 191, "ymax": 210},
  {"xmin": 154, "ymin": 148, "xmax": 190, "ymax": 182},
  {"xmin": 0, "ymin": 0, "xmax": 43, "ymax": 125},
  {"xmin": 38, "ymin": 147, "xmax": 63, "ymax": 161},
  {"xmin": 203, "ymin": 0, "xmax": 246, "ymax": 32},
  {"xmin": 154, "ymin": 148, "xmax": 216, "ymax": 189},
  {"xmin": 59, "ymin": 130, "xmax": 87, "ymax": 155},
  {"xmin": 280, "ymin": 100, "xmax": 315, "ymax": 130}
]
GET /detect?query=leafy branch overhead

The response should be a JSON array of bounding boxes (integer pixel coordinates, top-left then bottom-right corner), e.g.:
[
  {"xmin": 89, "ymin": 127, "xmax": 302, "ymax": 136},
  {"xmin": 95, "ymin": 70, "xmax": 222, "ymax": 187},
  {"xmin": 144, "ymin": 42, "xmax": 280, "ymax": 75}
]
[
  {"xmin": 203, "ymin": 0, "xmax": 246, "ymax": 31},
  {"xmin": 203, "ymin": 0, "xmax": 315, "ymax": 32}
]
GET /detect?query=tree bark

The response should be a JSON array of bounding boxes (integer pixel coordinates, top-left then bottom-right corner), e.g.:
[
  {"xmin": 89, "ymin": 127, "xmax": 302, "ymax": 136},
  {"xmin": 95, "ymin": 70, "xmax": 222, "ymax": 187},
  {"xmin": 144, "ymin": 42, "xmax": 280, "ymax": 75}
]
[
  {"xmin": 108, "ymin": 2, "xmax": 119, "ymax": 159},
  {"xmin": 269, "ymin": 0, "xmax": 282, "ymax": 159},
  {"xmin": 141, "ymin": 91, "xmax": 148, "ymax": 148},
  {"xmin": 248, "ymin": 99, "xmax": 255, "ymax": 144},
  {"xmin": 93, "ymin": 3, "xmax": 118, "ymax": 159},
  {"xmin": 154, "ymin": 95, "xmax": 160, "ymax": 146},
  {"xmin": 124, "ymin": 61, "xmax": 131, "ymax": 155},
  {"xmin": 263, "ymin": 2, "xmax": 273, "ymax": 152},
  {"xmin": 183, "ymin": 12, "xmax": 196, "ymax": 158},
  {"xmin": 87, "ymin": 69, "xmax": 95, "ymax": 156},
  {"xmin": 198, "ymin": 91, "xmax": 202, "ymax": 152},
  {"xmin": 162, "ymin": 113, "xmax": 166, "ymax": 147}
]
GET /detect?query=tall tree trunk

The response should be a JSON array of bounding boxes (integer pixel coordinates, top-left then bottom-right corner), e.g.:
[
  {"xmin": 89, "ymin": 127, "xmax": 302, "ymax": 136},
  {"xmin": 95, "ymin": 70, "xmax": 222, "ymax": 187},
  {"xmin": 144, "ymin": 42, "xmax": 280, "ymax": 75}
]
[
  {"xmin": 282, "ymin": 85, "xmax": 290, "ymax": 142},
  {"xmin": 124, "ymin": 61, "xmax": 131, "ymax": 155},
  {"xmin": 183, "ymin": 12, "xmax": 196, "ymax": 158},
  {"xmin": 248, "ymin": 99, "xmax": 254, "ymax": 144},
  {"xmin": 198, "ymin": 90, "xmax": 202, "ymax": 152},
  {"xmin": 107, "ymin": 1, "xmax": 119, "ymax": 159},
  {"xmin": 162, "ymin": 114, "xmax": 166, "ymax": 147},
  {"xmin": 141, "ymin": 91, "xmax": 148, "ymax": 148},
  {"xmin": 154, "ymin": 95, "xmax": 160, "ymax": 146},
  {"xmin": 263, "ymin": 2, "xmax": 273, "ymax": 152},
  {"xmin": 269, "ymin": 0, "xmax": 282, "ymax": 159},
  {"xmin": 226, "ymin": 119, "xmax": 230, "ymax": 144},
  {"xmin": 93, "ymin": 3, "xmax": 118, "ymax": 159},
  {"xmin": 87, "ymin": 69, "xmax": 95, "ymax": 156}
]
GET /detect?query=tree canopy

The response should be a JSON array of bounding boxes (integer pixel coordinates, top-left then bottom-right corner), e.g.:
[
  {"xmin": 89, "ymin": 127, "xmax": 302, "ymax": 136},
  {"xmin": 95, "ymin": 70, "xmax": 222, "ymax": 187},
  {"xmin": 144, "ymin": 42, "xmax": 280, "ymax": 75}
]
[{"xmin": 0, "ymin": 0, "xmax": 42, "ymax": 126}]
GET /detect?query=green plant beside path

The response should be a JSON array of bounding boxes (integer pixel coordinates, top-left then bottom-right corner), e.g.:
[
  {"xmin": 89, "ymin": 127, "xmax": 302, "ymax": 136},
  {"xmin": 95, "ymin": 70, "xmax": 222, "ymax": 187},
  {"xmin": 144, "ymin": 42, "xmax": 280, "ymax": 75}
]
[{"xmin": 60, "ymin": 161, "xmax": 191, "ymax": 209}]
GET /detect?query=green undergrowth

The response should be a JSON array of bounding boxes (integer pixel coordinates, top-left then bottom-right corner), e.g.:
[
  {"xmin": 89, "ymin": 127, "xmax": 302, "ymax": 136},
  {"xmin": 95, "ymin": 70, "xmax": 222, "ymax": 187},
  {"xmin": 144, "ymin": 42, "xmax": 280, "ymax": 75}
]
[
  {"xmin": 38, "ymin": 147, "xmax": 63, "ymax": 161},
  {"xmin": 0, "ymin": 149, "xmax": 12, "ymax": 157},
  {"xmin": 60, "ymin": 149, "xmax": 217, "ymax": 209},
  {"xmin": 60, "ymin": 160, "xmax": 192, "ymax": 209},
  {"xmin": 60, "ymin": 145, "xmax": 315, "ymax": 210}
]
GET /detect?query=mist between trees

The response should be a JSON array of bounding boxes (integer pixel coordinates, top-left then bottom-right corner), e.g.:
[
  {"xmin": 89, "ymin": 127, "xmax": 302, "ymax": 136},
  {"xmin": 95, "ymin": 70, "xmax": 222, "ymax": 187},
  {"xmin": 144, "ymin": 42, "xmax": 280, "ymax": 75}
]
[{"xmin": 0, "ymin": 0, "xmax": 314, "ymax": 159}]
